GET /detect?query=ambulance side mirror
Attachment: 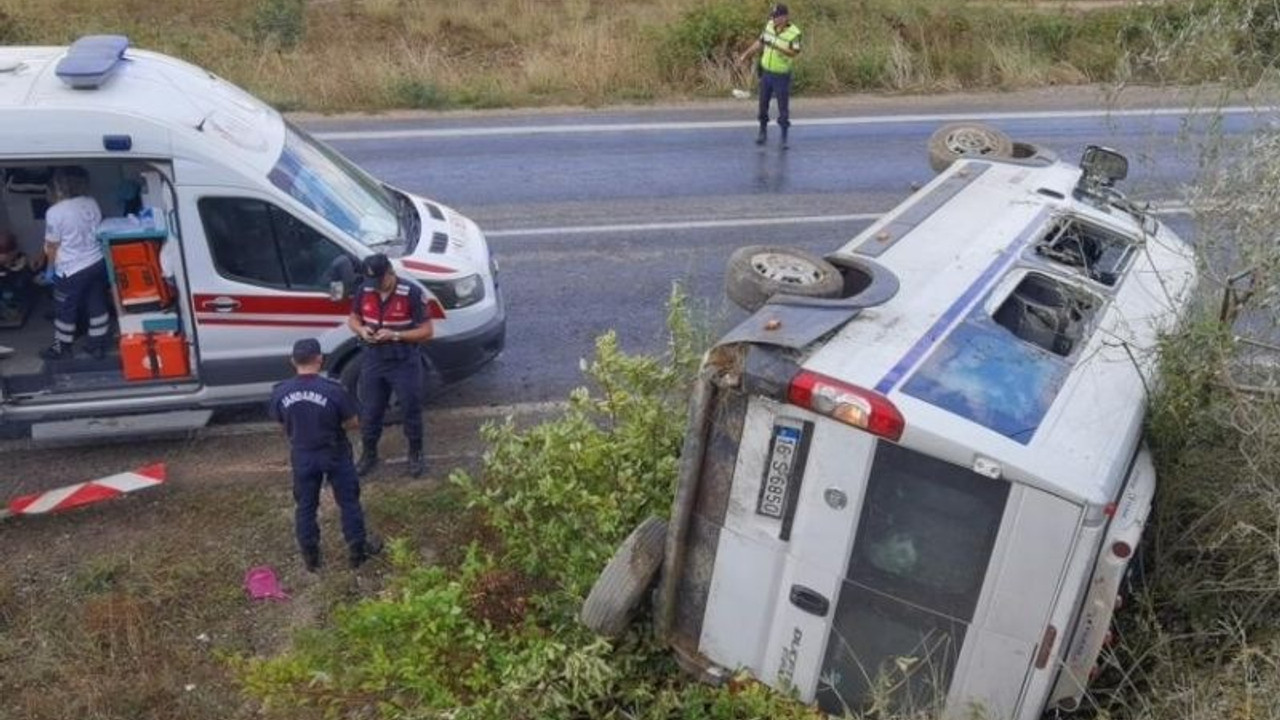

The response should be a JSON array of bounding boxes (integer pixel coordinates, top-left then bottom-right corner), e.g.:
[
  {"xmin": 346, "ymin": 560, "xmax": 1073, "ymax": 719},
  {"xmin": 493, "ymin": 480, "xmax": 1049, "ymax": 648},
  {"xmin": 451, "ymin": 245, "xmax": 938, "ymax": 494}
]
[{"xmin": 326, "ymin": 255, "xmax": 359, "ymax": 302}]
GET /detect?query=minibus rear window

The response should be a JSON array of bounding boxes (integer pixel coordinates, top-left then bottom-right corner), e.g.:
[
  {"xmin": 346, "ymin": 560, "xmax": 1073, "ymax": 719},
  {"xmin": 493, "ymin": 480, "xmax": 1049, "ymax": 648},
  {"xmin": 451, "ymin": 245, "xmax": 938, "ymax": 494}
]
[{"xmin": 817, "ymin": 443, "xmax": 1008, "ymax": 714}]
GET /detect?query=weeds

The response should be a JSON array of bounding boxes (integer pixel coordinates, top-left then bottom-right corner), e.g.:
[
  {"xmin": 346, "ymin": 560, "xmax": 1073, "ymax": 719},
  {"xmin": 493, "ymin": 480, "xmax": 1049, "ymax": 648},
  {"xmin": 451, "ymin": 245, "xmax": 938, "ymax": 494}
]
[
  {"xmin": 0, "ymin": 9, "xmax": 27, "ymax": 44},
  {"xmin": 236, "ymin": 285, "xmax": 822, "ymax": 718},
  {"xmin": 3, "ymin": 0, "xmax": 1276, "ymax": 111},
  {"xmin": 250, "ymin": 0, "xmax": 307, "ymax": 51},
  {"xmin": 389, "ymin": 77, "xmax": 450, "ymax": 110},
  {"xmin": 1077, "ymin": 21, "xmax": 1280, "ymax": 713}
]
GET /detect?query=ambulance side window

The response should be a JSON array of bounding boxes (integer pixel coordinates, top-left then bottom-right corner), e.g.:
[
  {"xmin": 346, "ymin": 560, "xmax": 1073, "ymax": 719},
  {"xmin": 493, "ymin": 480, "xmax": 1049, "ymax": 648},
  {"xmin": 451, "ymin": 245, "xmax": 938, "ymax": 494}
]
[
  {"xmin": 273, "ymin": 210, "xmax": 349, "ymax": 291},
  {"xmin": 200, "ymin": 197, "xmax": 353, "ymax": 291},
  {"xmin": 200, "ymin": 197, "xmax": 286, "ymax": 288}
]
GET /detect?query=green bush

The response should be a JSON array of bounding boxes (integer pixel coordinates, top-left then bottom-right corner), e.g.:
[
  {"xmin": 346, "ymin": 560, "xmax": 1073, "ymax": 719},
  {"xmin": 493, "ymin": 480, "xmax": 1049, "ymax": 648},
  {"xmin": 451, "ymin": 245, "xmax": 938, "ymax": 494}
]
[
  {"xmin": 453, "ymin": 284, "xmax": 702, "ymax": 601},
  {"xmin": 235, "ymin": 286, "xmax": 811, "ymax": 718},
  {"xmin": 251, "ymin": 0, "xmax": 307, "ymax": 51},
  {"xmin": 236, "ymin": 543, "xmax": 504, "ymax": 713},
  {"xmin": 390, "ymin": 77, "xmax": 450, "ymax": 110},
  {"xmin": 661, "ymin": 1, "xmax": 762, "ymax": 78},
  {"xmin": 1026, "ymin": 14, "xmax": 1078, "ymax": 59},
  {"xmin": 0, "ymin": 9, "xmax": 28, "ymax": 44}
]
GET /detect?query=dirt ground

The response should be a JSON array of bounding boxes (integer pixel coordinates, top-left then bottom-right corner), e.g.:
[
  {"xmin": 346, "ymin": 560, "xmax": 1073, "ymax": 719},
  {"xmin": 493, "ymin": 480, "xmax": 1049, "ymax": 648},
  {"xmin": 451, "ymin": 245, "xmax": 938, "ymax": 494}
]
[{"xmin": 0, "ymin": 412, "xmax": 504, "ymax": 720}]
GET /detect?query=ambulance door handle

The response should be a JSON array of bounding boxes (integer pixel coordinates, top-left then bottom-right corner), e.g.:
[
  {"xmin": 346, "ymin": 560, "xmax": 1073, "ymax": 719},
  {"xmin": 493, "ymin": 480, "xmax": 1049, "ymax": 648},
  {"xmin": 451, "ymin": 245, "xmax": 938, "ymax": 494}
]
[
  {"xmin": 789, "ymin": 585, "xmax": 830, "ymax": 617},
  {"xmin": 203, "ymin": 297, "xmax": 241, "ymax": 313}
]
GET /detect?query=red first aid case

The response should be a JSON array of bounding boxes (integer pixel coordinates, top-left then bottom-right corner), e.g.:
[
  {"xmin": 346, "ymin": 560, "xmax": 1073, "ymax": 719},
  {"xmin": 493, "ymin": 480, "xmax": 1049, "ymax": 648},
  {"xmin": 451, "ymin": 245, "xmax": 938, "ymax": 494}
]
[{"xmin": 120, "ymin": 332, "xmax": 190, "ymax": 381}]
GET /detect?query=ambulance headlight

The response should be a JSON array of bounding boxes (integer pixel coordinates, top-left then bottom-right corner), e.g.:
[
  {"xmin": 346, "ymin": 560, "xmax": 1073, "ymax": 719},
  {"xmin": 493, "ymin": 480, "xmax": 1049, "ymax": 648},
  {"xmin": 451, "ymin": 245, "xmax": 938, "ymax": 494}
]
[{"xmin": 423, "ymin": 274, "xmax": 485, "ymax": 310}]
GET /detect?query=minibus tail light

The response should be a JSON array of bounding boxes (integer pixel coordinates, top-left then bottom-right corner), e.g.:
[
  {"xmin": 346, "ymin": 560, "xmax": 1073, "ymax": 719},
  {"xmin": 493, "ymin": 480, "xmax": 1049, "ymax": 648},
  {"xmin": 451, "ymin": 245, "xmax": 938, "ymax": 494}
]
[
  {"xmin": 1112, "ymin": 541, "xmax": 1132, "ymax": 559},
  {"xmin": 788, "ymin": 371, "xmax": 904, "ymax": 441}
]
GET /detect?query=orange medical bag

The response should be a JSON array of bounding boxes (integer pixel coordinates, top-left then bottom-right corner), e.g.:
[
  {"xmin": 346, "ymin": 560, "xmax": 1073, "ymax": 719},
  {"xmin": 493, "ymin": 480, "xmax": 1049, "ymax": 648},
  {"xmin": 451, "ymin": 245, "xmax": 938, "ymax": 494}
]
[
  {"xmin": 120, "ymin": 332, "xmax": 190, "ymax": 381},
  {"xmin": 109, "ymin": 240, "xmax": 172, "ymax": 312}
]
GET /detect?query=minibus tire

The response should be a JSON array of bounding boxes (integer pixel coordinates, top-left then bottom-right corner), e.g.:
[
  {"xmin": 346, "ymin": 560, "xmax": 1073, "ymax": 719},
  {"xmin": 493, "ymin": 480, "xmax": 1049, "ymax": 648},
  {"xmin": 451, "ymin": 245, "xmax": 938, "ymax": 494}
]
[
  {"xmin": 725, "ymin": 245, "xmax": 844, "ymax": 312},
  {"xmin": 928, "ymin": 122, "xmax": 1015, "ymax": 172},
  {"xmin": 580, "ymin": 516, "xmax": 669, "ymax": 638}
]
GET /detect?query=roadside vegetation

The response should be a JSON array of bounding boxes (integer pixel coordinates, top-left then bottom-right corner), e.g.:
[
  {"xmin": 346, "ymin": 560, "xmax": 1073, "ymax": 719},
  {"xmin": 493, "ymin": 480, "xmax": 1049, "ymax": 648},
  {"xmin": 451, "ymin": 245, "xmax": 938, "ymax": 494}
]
[
  {"xmin": 5, "ymin": 174, "xmax": 1280, "ymax": 718},
  {"xmin": 1089, "ymin": 122, "xmax": 1280, "ymax": 720},
  {"xmin": 5, "ymin": 1, "xmax": 1280, "ymax": 719},
  {"xmin": 232, "ymin": 287, "xmax": 827, "ymax": 718},
  {"xmin": 1, "ymin": 0, "xmax": 1278, "ymax": 112}
]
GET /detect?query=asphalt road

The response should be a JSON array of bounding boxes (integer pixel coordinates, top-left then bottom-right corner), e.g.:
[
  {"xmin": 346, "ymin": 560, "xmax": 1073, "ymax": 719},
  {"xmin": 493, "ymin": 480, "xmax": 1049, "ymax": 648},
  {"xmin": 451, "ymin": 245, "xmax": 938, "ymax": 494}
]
[
  {"xmin": 0, "ymin": 87, "xmax": 1263, "ymax": 504},
  {"xmin": 298, "ymin": 87, "xmax": 1265, "ymax": 409}
]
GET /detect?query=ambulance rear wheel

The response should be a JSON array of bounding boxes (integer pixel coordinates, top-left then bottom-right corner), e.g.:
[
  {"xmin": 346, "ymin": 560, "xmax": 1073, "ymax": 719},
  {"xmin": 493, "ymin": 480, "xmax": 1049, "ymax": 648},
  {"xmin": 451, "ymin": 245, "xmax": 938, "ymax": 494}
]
[
  {"xmin": 725, "ymin": 245, "xmax": 844, "ymax": 312},
  {"xmin": 928, "ymin": 122, "xmax": 1014, "ymax": 172},
  {"xmin": 580, "ymin": 516, "xmax": 668, "ymax": 638}
]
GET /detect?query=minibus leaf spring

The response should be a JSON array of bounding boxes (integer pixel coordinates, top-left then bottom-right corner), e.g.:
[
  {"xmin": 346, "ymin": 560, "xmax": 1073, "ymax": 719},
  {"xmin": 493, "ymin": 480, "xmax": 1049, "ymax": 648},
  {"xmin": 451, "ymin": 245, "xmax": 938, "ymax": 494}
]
[{"xmin": 656, "ymin": 365, "xmax": 718, "ymax": 642}]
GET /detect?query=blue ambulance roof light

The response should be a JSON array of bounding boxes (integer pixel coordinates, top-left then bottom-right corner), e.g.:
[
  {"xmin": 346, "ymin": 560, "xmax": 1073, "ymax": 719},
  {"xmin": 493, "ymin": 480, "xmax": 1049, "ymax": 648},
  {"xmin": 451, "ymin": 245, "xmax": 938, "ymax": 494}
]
[
  {"xmin": 55, "ymin": 35, "xmax": 130, "ymax": 90},
  {"xmin": 103, "ymin": 135, "xmax": 133, "ymax": 152}
]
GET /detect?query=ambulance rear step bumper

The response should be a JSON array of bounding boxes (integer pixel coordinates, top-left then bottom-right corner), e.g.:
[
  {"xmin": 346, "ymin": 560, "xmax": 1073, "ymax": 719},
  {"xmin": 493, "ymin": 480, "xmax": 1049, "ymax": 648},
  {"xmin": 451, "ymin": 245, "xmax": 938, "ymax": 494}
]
[{"xmin": 32, "ymin": 409, "xmax": 213, "ymax": 444}]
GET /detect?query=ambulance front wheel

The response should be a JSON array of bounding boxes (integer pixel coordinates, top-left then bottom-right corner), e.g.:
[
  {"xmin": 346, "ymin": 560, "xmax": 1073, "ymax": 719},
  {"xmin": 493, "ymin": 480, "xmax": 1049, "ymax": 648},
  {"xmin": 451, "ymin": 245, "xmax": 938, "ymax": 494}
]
[
  {"xmin": 580, "ymin": 516, "xmax": 669, "ymax": 638},
  {"xmin": 338, "ymin": 352, "xmax": 440, "ymax": 425},
  {"xmin": 725, "ymin": 245, "xmax": 844, "ymax": 313}
]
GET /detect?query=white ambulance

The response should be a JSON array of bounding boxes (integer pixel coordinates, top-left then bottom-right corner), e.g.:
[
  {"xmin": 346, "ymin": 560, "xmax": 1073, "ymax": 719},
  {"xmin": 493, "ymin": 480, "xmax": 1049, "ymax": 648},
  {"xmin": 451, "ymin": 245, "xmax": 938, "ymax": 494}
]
[
  {"xmin": 583, "ymin": 138, "xmax": 1197, "ymax": 717},
  {"xmin": 0, "ymin": 36, "xmax": 504, "ymax": 440}
]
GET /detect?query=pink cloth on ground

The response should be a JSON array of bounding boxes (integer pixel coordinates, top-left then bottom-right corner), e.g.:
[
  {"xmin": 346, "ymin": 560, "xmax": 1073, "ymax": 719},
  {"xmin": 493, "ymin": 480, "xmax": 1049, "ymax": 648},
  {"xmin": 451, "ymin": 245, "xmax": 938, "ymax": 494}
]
[{"xmin": 244, "ymin": 566, "xmax": 289, "ymax": 601}]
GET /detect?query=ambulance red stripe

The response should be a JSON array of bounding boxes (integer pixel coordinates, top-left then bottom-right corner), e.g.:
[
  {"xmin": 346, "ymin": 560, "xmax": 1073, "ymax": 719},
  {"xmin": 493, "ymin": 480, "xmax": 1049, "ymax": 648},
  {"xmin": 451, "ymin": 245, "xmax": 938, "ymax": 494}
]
[
  {"xmin": 193, "ymin": 294, "xmax": 351, "ymax": 315},
  {"xmin": 196, "ymin": 317, "xmax": 346, "ymax": 328}
]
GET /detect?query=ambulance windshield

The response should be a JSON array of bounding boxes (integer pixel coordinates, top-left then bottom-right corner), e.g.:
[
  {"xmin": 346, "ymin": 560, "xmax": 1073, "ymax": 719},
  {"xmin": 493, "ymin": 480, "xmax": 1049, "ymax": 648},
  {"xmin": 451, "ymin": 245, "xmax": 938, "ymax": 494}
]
[{"xmin": 268, "ymin": 122, "xmax": 402, "ymax": 246}]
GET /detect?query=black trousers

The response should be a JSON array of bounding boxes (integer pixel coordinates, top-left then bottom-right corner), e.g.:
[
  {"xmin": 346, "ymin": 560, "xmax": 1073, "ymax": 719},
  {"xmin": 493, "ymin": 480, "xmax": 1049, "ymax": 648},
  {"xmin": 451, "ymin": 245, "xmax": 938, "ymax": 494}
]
[
  {"xmin": 53, "ymin": 260, "xmax": 110, "ymax": 349},
  {"xmin": 758, "ymin": 71, "xmax": 793, "ymax": 128},
  {"xmin": 359, "ymin": 354, "xmax": 424, "ymax": 454},
  {"xmin": 292, "ymin": 447, "xmax": 367, "ymax": 552}
]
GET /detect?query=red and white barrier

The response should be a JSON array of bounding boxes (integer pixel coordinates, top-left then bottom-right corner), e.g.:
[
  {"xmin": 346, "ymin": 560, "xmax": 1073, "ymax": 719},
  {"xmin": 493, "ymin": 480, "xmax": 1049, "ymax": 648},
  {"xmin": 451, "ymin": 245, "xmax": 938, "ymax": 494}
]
[{"xmin": 2, "ymin": 463, "xmax": 166, "ymax": 520}]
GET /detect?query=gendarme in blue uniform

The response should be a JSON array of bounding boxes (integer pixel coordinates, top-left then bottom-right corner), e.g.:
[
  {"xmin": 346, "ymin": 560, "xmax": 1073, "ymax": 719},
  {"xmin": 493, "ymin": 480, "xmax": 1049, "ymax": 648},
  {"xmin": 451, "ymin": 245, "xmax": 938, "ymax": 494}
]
[
  {"xmin": 353, "ymin": 275, "xmax": 428, "ymax": 460},
  {"xmin": 270, "ymin": 373, "xmax": 367, "ymax": 560}
]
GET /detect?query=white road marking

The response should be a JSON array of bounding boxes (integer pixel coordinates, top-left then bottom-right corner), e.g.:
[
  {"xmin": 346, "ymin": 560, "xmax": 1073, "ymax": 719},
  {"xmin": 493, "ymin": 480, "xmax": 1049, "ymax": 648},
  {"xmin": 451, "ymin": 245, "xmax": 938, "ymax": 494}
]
[
  {"xmin": 487, "ymin": 202, "xmax": 1193, "ymax": 238},
  {"xmin": 314, "ymin": 106, "xmax": 1273, "ymax": 141},
  {"xmin": 487, "ymin": 213, "xmax": 883, "ymax": 237}
]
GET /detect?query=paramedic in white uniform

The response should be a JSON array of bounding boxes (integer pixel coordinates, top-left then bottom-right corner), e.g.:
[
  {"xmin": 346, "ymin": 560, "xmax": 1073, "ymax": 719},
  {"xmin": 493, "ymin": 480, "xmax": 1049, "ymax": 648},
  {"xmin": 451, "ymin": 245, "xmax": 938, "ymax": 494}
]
[{"xmin": 39, "ymin": 166, "xmax": 109, "ymax": 361}]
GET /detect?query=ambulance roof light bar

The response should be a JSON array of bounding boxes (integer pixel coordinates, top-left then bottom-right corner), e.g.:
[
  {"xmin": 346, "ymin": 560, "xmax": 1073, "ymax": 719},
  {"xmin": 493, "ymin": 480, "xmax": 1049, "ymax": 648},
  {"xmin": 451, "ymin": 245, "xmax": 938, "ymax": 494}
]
[{"xmin": 56, "ymin": 35, "xmax": 130, "ymax": 90}]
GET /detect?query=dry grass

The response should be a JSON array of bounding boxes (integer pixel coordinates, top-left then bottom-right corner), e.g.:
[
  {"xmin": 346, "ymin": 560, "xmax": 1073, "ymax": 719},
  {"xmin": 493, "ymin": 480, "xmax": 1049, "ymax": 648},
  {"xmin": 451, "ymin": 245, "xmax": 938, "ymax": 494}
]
[
  {"xmin": 1068, "ymin": 75, "xmax": 1280, "ymax": 719},
  {"xmin": 0, "ymin": 0, "xmax": 1259, "ymax": 112},
  {"xmin": 0, "ymin": 441, "xmax": 478, "ymax": 720}
]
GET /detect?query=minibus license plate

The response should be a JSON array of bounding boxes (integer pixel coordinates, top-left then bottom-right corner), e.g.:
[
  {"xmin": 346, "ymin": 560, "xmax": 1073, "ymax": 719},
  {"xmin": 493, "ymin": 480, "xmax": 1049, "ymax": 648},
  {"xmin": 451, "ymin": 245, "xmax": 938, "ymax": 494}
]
[{"xmin": 758, "ymin": 420, "xmax": 804, "ymax": 519}]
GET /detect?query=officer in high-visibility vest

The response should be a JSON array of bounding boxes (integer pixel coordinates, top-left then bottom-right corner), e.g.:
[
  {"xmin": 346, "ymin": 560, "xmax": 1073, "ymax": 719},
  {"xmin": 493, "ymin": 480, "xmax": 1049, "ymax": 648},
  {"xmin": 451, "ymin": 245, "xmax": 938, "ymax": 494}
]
[
  {"xmin": 270, "ymin": 337, "xmax": 382, "ymax": 571},
  {"xmin": 738, "ymin": 4, "xmax": 802, "ymax": 149},
  {"xmin": 347, "ymin": 253, "xmax": 434, "ymax": 478}
]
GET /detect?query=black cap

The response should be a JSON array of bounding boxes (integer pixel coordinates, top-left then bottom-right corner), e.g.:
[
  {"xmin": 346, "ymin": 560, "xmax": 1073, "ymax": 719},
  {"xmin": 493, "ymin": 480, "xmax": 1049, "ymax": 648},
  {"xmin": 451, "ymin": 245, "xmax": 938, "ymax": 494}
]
[
  {"xmin": 291, "ymin": 337, "xmax": 322, "ymax": 364},
  {"xmin": 771, "ymin": 3, "xmax": 789, "ymax": 16},
  {"xmin": 363, "ymin": 253, "xmax": 392, "ymax": 279}
]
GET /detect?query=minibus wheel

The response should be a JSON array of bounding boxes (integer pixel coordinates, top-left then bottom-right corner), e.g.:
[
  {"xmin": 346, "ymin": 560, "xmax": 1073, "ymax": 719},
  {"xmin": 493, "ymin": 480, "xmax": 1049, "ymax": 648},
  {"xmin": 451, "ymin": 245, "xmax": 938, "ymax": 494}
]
[
  {"xmin": 725, "ymin": 245, "xmax": 844, "ymax": 312},
  {"xmin": 580, "ymin": 516, "xmax": 669, "ymax": 638},
  {"xmin": 928, "ymin": 122, "xmax": 1015, "ymax": 171}
]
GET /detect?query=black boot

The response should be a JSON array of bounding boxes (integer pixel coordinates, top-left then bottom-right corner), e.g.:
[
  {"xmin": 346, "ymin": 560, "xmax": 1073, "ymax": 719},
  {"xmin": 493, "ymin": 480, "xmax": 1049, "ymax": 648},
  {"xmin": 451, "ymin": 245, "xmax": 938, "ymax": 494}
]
[
  {"xmin": 780, "ymin": 126, "xmax": 790, "ymax": 150},
  {"xmin": 406, "ymin": 449, "xmax": 426, "ymax": 479},
  {"xmin": 301, "ymin": 546, "xmax": 321, "ymax": 573},
  {"xmin": 349, "ymin": 535, "xmax": 384, "ymax": 568},
  {"xmin": 355, "ymin": 449, "xmax": 379, "ymax": 476},
  {"xmin": 755, "ymin": 123, "xmax": 767, "ymax": 145},
  {"xmin": 39, "ymin": 341, "xmax": 70, "ymax": 361}
]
